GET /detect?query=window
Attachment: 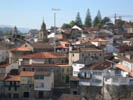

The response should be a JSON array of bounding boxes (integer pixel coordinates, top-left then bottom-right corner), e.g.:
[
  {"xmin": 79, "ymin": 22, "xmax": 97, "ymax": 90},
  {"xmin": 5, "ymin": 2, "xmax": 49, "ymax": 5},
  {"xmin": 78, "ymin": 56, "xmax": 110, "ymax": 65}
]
[
  {"xmin": 39, "ymin": 91, "xmax": 43, "ymax": 98},
  {"xmin": 23, "ymin": 68, "xmax": 26, "ymax": 71},
  {"xmin": 14, "ymin": 87, "xmax": 17, "ymax": 91},
  {"xmin": 35, "ymin": 75, "xmax": 44, "ymax": 80},
  {"xmin": 8, "ymin": 87, "xmax": 11, "ymax": 91},
  {"xmin": 67, "ymin": 68, "xmax": 69, "ymax": 73},
  {"xmin": 93, "ymin": 72, "xmax": 102, "ymax": 76},
  {"xmin": 8, "ymin": 93, "xmax": 11, "ymax": 98},
  {"xmin": 32, "ymin": 68, "xmax": 34, "ymax": 71},
  {"xmin": 23, "ymin": 92, "xmax": 29, "ymax": 98},
  {"xmin": 73, "ymin": 54, "xmax": 74, "ymax": 56},
  {"xmin": 92, "ymin": 79, "xmax": 101, "ymax": 83},
  {"xmin": 62, "ymin": 69, "xmax": 64, "ymax": 73},
  {"xmin": 13, "ymin": 93, "xmax": 19, "ymax": 98},
  {"xmin": 10, "ymin": 82, "xmax": 12, "ymax": 86}
]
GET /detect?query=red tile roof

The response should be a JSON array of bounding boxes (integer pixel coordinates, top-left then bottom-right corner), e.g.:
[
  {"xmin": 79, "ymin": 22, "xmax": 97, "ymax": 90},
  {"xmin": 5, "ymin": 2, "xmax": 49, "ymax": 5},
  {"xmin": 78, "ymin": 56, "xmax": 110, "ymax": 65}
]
[
  {"xmin": 0, "ymin": 64, "xmax": 10, "ymax": 68},
  {"xmin": 89, "ymin": 38, "xmax": 108, "ymax": 42},
  {"xmin": 60, "ymin": 41, "xmax": 70, "ymax": 45},
  {"xmin": 56, "ymin": 45, "xmax": 69, "ymax": 49},
  {"xmin": 10, "ymin": 44, "xmax": 31, "ymax": 52},
  {"xmin": 21, "ymin": 63, "xmax": 71, "ymax": 68},
  {"xmin": 4, "ymin": 75, "xmax": 20, "ymax": 81},
  {"xmin": 21, "ymin": 52, "xmax": 68, "ymax": 59},
  {"xmin": 116, "ymin": 64, "xmax": 133, "ymax": 77},
  {"xmin": 20, "ymin": 71, "xmax": 35, "ymax": 77}
]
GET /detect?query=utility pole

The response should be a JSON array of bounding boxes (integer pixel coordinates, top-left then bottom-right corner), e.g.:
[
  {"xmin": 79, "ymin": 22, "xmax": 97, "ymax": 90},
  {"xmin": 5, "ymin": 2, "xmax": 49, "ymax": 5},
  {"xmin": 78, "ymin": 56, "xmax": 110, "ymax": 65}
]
[{"xmin": 52, "ymin": 8, "xmax": 60, "ymax": 53}]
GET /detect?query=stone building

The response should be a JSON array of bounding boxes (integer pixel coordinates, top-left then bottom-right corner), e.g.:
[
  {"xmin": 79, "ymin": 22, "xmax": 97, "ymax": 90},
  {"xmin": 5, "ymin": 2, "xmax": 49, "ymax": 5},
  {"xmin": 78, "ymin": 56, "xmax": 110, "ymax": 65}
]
[{"xmin": 38, "ymin": 21, "xmax": 48, "ymax": 42}]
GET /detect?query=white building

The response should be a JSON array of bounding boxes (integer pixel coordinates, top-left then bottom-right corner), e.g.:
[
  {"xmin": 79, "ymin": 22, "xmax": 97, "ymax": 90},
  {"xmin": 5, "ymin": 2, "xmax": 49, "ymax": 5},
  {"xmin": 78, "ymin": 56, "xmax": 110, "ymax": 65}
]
[
  {"xmin": 78, "ymin": 61, "xmax": 112, "ymax": 87},
  {"xmin": 34, "ymin": 72, "xmax": 54, "ymax": 91},
  {"xmin": 72, "ymin": 63, "xmax": 85, "ymax": 77}
]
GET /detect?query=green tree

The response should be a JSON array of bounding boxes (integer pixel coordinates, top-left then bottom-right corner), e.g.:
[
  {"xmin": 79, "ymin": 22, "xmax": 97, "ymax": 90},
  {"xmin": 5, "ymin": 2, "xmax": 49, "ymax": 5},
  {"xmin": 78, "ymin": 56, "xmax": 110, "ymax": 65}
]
[
  {"xmin": 101, "ymin": 17, "xmax": 111, "ymax": 25},
  {"xmin": 75, "ymin": 12, "xmax": 82, "ymax": 27},
  {"xmin": 4, "ymin": 29, "xmax": 10, "ymax": 36},
  {"xmin": 69, "ymin": 21, "xmax": 76, "ymax": 27},
  {"xmin": 84, "ymin": 8, "xmax": 92, "ymax": 27},
  {"xmin": 116, "ymin": 19, "xmax": 125, "ymax": 27},
  {"xmin": 62, "ymin": 23, "xmax": 71, "ymax": 29},
  {"xmin": 97, "ymin": 10, "xmax": 102, "ymax": 22},
  {"xmin": 93, "ymin": 16, "xmax": 100, "ymax": 26}
]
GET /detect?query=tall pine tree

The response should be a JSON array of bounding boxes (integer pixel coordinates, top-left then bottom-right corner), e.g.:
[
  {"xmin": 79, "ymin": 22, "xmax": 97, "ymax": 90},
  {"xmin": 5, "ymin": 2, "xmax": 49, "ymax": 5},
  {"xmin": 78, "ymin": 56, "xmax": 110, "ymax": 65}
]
[
  {"xmin": 75, "ymin": 12, "xmax": 82, "ymax": 27},
  {"xmin": 93, "ymin": 10, "xmax": 102, "ymax": 26},
  {"xmin": 97, "ymin": 10, "xmax": 102, "ymax": 22},
  {"xmin": 93, "ymin": 16, "xmax": 100, "ymax": 26},
  {"xmin": 84, "ymin": 9, "xmax": 92, "ymax": 27}
]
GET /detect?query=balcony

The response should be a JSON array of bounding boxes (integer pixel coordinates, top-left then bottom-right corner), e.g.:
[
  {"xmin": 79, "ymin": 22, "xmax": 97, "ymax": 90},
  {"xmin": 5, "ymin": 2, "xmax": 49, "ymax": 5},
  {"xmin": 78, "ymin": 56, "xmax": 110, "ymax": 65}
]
[
  {"xmin": 104, "ymin": 76, "xmax": 129, "ymax": 86},
  {"xmin": 79, "ymin": 79, "xmax": 91, "ymax": 86}
]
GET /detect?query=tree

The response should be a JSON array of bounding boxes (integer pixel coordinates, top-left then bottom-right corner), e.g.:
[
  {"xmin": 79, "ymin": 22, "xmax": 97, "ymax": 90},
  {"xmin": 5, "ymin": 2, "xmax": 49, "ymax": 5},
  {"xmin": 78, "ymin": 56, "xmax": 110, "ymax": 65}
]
[
  {"xmin": 93, "ymin": 16, "xmax": 100, "ymax": 26},
  {"xmin": 62, "ymin": 23, "xmax": 71, "ymax": 29},
  {"xmin": 84, "ymin": 9, "xmax": 92, "ymax": 27},
  {"xmin": 101, "ymin": 17, "xmax": 111, "ymax": 25},
  {"xmin": 116, "ymin": 19, "xmax": 125, "ymax": 27},
  {"xmin": 4, "ymin": 29, "xmax": 10, "ymax": 36},
  {"xmin": 75, "ymin": 12, "xmax": 82, "ymax": 27},
  {"xmin": 69, "ymin": 21, "xmax": 76, "ymax": 27},
  {"xmin": 97, "ymin": 10, "xmax": 102, "ymax": 22}
]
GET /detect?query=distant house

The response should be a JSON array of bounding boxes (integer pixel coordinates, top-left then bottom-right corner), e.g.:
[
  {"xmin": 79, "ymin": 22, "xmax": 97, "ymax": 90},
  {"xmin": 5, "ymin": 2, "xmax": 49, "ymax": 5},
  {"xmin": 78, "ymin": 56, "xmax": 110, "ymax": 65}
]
[
  {"xmin": 70, "ymin": 25, "xmax": 83, "ymax": 41},
  {"xmin": 78, "ymin": 61, "xmax": 112, "ymax": 86},
  {"xmin": 20, "ymin": 71, "xmax": 35, "ymax": 99},
  {"xmin": 4, "ymin": 75, "xmax": 20, "ymax": 99},
  {"xmin": 0, "ymin": 46, "xmax": 8, "ymax": 63},
  {"xmin": 69, "ymin": 47, "xmax": 104, "ymax": 65},
  {"xmin": 123, "ymin": 38, "xmax": 133, "ymax": 46},
  {"xmin": 56, "ymin": 41, "xmax": 70, "ymax": 53},
  {"xmin": 34, "ymin": 72, "xmax": 54, "ymax": 99}
]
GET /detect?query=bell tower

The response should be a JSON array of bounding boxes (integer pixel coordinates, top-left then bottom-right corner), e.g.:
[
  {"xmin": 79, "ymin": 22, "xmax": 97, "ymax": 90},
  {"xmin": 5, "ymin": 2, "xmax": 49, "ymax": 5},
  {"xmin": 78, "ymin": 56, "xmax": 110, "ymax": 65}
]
[{"xmin": 39, "ymin": 20, "xmax": 48, "ymax": 42}]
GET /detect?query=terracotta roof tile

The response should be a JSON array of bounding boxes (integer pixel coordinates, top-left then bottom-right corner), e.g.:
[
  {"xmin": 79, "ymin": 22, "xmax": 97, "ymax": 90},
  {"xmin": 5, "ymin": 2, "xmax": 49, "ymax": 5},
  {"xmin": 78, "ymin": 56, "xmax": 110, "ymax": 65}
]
[
  {"xmin": 20, "ymin": 71, "xmax": 35, "ymax": 77},
  {"xmin": 89, "ymin": 38, "xmax": 108, "ymax": 42},
  {"xmin": 10, "ymin": 44, "xmax": 31, "ymax": 52},
  {"xmin": 21, "ymin": 64, "xmax": 71, "ymax": 68},
  {"xmin": 4, "ymin": 75, "xmax": 20, "ymax": 81},
  {"xmin": 116, "ymin": 64, "xmax": 133, "ymax": 77},
  {"xmin": 0, "ymin": 64, "xmax": 10, "ymax": 68},
  {"xmin": 21, "ymin": 52, "xmax": 68, "ymax": 59}
]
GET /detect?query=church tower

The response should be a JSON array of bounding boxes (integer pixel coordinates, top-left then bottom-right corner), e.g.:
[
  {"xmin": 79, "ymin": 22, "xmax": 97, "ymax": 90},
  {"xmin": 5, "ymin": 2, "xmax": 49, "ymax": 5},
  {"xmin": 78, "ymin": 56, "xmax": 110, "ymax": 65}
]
[{"xmin": 39, "ymin": 20, "xmax": 48, "ymax": 42}]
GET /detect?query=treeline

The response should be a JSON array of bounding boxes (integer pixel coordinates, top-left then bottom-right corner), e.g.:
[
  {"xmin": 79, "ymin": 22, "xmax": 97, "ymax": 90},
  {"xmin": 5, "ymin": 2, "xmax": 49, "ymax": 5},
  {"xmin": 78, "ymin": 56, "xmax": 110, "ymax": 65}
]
[{"xmin": 62, "ymin": 9, "xmax": 111, "ymax": 28}]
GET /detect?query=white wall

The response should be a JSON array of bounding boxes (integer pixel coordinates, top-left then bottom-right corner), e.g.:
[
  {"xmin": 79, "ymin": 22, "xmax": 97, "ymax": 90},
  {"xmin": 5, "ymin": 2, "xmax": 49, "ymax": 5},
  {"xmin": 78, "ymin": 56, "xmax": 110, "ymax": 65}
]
[
  {"xmin": 34, "ymin": 75, "xmax": 53, "ymax": 91},
  {"xmin": 72, "ymin": 63, "xmax": 85, "ymax": 77}
]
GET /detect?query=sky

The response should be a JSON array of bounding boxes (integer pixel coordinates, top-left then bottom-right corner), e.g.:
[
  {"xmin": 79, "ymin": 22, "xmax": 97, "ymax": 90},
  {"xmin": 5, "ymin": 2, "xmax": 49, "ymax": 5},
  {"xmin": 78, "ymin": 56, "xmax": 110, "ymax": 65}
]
[{"xmin": 0, "ymin": 0, "xmax": 133, "ymax": 29}]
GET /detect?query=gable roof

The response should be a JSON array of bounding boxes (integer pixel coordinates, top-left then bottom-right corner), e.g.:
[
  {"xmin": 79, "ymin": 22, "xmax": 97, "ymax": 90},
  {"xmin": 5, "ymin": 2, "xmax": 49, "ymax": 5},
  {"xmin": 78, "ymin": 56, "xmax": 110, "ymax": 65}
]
[
  {"xmin": 21, "ymin": 52, "xmax": 67, "ymax": 59},
  {"xmin": 81, "ymin": 61, "xmax": 112, "ymax": 70},
  {"xmin": 72, "ymin": 25, "xmax": 82, "ymax": 31},
  {"xmin": 10, "ymin": 44, "xmax": 32, "ymax": 52},
  {"xmin": 89, "ymin": 38, "xmax": 108, "ymax": 42},
  {"xmin": 29, "ymin": 42, "xmax": 53, "ymax": 49}
]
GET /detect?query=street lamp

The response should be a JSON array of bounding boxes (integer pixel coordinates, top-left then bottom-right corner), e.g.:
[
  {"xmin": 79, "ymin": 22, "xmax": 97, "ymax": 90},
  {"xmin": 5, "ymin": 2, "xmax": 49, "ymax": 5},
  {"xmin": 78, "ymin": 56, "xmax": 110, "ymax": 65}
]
[{"xmin": 52, "ymin": 8, "xmax": 61, "ymax": 53}]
